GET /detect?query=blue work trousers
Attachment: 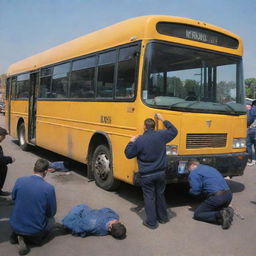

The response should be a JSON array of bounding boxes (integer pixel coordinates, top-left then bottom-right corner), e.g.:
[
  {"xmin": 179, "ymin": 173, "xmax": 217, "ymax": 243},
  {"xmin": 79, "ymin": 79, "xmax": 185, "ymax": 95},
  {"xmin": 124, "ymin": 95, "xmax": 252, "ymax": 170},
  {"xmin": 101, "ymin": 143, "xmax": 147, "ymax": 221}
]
[
  {"xmin": 246, "ymin": 128, "xmax": 256, "ymax": 160},
  {"xmin": 194, "ymin": 192, "xmax": 232, "ymax": 224},
  {"xmin": 13, "ymin": 218, "xmax": 55, "ymax": 245},
  {"xmin": 140, "ymin": 171, "xmax": 168, "ymax": 226}
]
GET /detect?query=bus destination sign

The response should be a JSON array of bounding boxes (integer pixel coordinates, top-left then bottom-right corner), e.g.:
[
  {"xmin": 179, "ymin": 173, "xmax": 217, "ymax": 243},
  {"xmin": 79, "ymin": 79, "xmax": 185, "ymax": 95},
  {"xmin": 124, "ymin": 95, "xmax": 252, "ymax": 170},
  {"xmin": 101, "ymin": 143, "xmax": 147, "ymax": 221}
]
[
  {"xmin": 185, "ymin": 29, "xmax": 218, "ymax": 45},
  {"xmin": 156, "ymin": 22, "xmax": 238, "ymax": 49}
]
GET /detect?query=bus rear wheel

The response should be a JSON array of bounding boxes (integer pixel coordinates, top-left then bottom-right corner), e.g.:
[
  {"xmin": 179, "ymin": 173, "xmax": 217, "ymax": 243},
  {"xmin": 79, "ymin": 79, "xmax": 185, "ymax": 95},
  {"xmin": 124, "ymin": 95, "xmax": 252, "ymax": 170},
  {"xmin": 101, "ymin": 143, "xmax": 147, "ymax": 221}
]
[
  {"xmin": 91, "ymin": 145, "xmax": 120, "ymax": 191},
  {"xmin": 18, "ymin": 123, "xmax": 29, "ymax": 151}
]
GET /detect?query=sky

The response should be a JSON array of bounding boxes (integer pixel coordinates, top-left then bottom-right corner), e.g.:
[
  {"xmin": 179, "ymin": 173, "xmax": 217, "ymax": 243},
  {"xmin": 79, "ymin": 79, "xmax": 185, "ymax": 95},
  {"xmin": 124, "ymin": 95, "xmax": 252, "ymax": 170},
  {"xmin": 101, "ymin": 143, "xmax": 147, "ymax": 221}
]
[{"xmin": 0, "ymin": 0, "xmax": 255, "ymax": 78}]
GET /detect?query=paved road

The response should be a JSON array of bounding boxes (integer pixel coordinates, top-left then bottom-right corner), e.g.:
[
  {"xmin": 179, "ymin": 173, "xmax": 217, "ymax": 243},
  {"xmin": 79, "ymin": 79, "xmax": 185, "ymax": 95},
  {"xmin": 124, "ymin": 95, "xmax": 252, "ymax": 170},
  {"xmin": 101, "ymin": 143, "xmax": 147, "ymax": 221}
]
[{"xmin": 0, "ymin": 115, "xmax": 255, "ymax": 256}]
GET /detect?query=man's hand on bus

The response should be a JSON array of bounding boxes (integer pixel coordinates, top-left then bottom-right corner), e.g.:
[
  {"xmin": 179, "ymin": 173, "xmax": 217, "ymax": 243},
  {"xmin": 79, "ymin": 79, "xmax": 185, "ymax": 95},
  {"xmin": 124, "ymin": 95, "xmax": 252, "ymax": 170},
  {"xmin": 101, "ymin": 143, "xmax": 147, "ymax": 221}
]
[
  {"xmin": 11, "ymin": 157, "xmax": 16, "ymax": 163},
  {"xmin": 130, "ymin": 135, "xmax": 139, "ymax": 142},
  {"xmin": 155, "ymin": 113, "xmax": 164, "ymax": 122}
]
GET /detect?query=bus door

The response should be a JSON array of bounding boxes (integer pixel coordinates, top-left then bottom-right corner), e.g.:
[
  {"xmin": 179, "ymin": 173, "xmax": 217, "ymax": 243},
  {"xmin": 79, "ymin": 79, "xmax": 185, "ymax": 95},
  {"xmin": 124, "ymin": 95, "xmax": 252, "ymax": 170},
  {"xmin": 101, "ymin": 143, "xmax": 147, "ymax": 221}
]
[{"xmin": 28, "ymin": 72, "xmax": 39, "ymax": 143}]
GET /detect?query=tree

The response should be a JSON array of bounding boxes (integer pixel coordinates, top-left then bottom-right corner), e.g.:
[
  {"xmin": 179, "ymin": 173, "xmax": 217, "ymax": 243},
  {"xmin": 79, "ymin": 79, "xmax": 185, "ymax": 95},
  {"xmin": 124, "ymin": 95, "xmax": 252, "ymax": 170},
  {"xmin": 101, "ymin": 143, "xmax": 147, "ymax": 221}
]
[
  {"xmin": 167, "ymin": 76, "xmax": 184, "ymax": 97},
  {"xmin": 184, "ymin": 79, "xmax": 200, "ymax": 94},
  {"xmin": 245, "ymin": 78, "xmax": 256, "ymax": 98}
]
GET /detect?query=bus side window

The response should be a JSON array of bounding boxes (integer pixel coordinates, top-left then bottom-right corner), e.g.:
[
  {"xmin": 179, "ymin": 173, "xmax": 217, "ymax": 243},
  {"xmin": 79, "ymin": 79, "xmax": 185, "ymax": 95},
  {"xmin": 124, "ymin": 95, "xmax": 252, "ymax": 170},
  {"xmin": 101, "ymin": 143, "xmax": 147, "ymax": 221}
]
[
  {"xmin": 6, "ymin": 78, "xmax": 10, "ymax": 100},
  {"xmin": 116, "ymin": 45, "xmax": 138, "ymax": 99},
  {"xmin": 52, "ymin": 63, "xmax": 70, "ymax": 99},
  {"xmin": 39, "ymin": 67, "xmax": 52, "ymax": 98},
  {"xmin": 70, "ymin": 56, "xmax": 96, "ymax": 99},
  {"xmin": 16, "ymin": 73, "xmax": 30, "ymax": 99},
  {"xmin": 10, "ymin": 77, "xmax": 17, "ymax": 100},
  {"xmin": 96, "ymin": 50, "xmax": 116, "ymax": 99}
]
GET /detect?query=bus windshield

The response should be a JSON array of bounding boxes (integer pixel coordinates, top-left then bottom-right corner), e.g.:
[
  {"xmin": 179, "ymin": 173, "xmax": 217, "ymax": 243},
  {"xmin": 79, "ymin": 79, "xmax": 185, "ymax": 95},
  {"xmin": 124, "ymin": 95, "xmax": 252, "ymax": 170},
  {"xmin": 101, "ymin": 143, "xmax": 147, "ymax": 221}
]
[{"xmin": 142, "ymin": 42, "xmax": 246, "ymax": 115}]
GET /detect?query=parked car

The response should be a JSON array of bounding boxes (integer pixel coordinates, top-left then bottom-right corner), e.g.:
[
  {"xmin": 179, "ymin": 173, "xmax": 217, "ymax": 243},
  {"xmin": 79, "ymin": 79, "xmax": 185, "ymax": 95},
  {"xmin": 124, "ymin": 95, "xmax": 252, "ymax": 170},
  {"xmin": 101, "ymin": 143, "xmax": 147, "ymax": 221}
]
[{"xmin": 0, "ymin": 102, "xmax": 5, "ymax": 115}]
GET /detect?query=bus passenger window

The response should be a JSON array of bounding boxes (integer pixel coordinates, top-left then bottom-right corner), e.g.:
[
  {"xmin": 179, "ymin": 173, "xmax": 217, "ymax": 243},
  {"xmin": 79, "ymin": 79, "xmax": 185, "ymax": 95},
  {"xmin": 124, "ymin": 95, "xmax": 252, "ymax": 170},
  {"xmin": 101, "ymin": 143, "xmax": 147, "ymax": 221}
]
[
  {"xmin": 116, "ymin": 62, "xmax": 135, "ymax": 99},
  {"xmin": 96, "ymin": 51, "xmax": 116, "ymax": 98},
  {"xmin": 16, "ymin": 73, "xmax": 30, "ymax": 99},
  {"xmin": 39, "ymin": 67, "xmax": 52, "ymax": 98},
  {"xmin": 116, "ymin": 45, "xmax": 138, "ymax": 99},
  {"xmin": 52, "ymin": 63, "xmax": 70, "ymax": 98},
  {"xmin": 70, "ymin": 56, "xmax": 96, "ymax": 99},
  {"xmin": 10, "ymin": 77, "xmax": 17, "ymax": 99}
]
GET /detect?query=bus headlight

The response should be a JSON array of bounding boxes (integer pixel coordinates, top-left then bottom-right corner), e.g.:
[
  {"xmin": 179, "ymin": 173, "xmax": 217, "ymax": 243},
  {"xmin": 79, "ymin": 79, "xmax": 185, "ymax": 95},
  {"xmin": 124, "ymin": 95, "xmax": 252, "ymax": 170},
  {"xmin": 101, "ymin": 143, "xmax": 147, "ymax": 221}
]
[
  {"xmin": 166, "ymin": 145, "xmax": 178, "ymax": 155},
  {"xmin": 232, "ymin": 138, "xmax": 246, "ymax": 148}
]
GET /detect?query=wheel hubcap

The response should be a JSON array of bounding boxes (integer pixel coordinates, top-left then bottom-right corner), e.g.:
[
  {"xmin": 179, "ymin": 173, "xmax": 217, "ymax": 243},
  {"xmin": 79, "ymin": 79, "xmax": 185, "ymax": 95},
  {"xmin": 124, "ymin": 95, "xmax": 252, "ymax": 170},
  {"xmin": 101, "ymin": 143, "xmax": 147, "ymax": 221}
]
[{"xmin": 95, "ymin": 153, "xmax": 110, "ymax": 180}]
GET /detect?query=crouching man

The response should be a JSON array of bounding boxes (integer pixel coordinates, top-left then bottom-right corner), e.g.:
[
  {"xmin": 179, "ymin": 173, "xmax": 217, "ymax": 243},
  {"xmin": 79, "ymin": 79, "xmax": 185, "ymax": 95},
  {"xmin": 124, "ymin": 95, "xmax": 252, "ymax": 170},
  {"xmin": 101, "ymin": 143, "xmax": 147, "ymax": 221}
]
[
  {"xmin": 187, "ymin": 159, "xmax": 234, "ymax": 229},
  {"xmin": 9, "ymin": 159, "xmax": 57, "ymax": 255},
  {"xmin": 62, "ymin": 204, "xmax": 126, "ymax": 239}
]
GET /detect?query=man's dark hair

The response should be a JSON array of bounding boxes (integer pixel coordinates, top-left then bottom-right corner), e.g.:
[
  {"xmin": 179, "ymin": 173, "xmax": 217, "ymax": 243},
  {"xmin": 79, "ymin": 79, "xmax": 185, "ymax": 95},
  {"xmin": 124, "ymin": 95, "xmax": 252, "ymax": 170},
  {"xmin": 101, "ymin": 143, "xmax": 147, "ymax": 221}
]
[
  {"xmin": 34, "ymin": 159, "xmax": 49, "ymax": 173},
  {"xmin": 110, "ymin": 222, "xmax": 126, "ymax": 239},
  {"xmin": 144, "ymin": 118, "xmax": 155, "ymax": 130},
  {"xmin": 252, "ymin": 100, "xmax": 256, "ymax": 106},
  {"xmin": 186, "ymin": 158, "xmax": 200, "ymax": 169}
]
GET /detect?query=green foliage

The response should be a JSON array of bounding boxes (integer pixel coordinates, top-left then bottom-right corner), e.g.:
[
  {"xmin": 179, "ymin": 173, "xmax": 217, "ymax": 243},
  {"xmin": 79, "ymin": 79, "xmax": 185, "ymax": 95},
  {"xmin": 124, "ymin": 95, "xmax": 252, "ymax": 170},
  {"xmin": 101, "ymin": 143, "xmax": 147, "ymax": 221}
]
[{"xmin": 245, "ymin": 78, "xmax": 256, "ymax": 98}]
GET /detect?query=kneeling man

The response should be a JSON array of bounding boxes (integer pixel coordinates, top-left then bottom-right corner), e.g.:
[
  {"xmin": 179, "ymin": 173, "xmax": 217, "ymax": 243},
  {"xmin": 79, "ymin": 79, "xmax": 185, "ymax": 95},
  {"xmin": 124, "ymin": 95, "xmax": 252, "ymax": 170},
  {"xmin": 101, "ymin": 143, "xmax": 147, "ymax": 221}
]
[
  {"xmin": 187, "ymin": 159, "xmax": 234, "ymax": 229},
  {"xmin": 9, "ymin": 159, "xmax": 57, "ymax": 255}
]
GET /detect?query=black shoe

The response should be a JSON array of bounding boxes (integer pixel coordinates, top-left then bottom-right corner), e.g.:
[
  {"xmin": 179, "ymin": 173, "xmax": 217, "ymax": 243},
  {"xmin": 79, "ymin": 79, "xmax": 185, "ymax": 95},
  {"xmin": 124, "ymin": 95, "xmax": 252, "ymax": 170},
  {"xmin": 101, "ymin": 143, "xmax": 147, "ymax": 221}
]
[
  {"xmin": 17, "ymin": 236, "xmax": 29, "ymax": 255},
  {"xmin": 220, "ymin": 209, "xmax": 232, "ymax": 230},
  {"xmin": 158, "ymin": 218, "xmax": 170, "ymax": 224},
  {"xmin": 0, "ymin": 190, "xmax": 10, "ymax": 196},
  {"xmin": 142, "ymin": 220, "xmax": 158, "ymax": 230},
  {"xmin": 9, "ymin": 232, "xmax": 18, "ymax": 244},
  {"xmin": 54, "ymin": 222, "xmax": 65, "ymax": 229},
  {"xmin": 53, "ymin": 222, "xmax": 70, "ymax": 235}
]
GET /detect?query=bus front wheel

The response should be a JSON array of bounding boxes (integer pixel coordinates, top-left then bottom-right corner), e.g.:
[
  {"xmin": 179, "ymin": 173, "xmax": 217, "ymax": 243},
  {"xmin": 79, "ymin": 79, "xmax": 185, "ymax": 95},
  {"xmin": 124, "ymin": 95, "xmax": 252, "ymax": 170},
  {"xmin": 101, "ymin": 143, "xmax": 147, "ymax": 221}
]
[
  {"xmin": 91, "ymin": 145, "xmax": 120, "ymax": 191},
  {"xmin": 18, "ymin": 123, "xmax": 29, "ymax": 151}
]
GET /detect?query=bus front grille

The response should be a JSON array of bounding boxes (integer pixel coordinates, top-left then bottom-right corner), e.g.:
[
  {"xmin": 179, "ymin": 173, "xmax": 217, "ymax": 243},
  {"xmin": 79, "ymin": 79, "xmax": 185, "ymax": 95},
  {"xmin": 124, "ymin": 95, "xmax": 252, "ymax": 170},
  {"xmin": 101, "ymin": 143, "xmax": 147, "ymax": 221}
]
[{"xmin": 186, "ymin": 133, "xmax": 227, "ymax": 149}]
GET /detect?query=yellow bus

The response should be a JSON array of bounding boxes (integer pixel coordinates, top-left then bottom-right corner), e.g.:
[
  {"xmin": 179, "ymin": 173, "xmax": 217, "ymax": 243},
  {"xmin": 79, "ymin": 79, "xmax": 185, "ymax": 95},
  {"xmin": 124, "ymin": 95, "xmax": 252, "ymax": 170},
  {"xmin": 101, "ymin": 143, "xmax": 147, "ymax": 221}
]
[{"xmin": 6, "ymin": 15, "xmax": 248, "ymax": 190}]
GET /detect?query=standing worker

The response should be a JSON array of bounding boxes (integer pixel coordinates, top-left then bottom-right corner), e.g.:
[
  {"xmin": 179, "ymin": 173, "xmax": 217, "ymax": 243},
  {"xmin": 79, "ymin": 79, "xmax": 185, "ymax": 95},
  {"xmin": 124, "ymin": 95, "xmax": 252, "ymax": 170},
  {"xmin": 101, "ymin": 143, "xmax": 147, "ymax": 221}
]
[
  {"xmin": 187, "ymin": 159, "xmax": 234, "ymax": 229},
  {"xmin": 246, "ymin": 100, "xmax": 256, "ymax": 166},
  {"xmin": 124, "ymin": 113, "xmax": 178, "ymax": 229},
  {"xmin": 9, "ymin": 159, "xmax": 57, "ymax": 255},
  {"xmin": 0, "ymin": 127, "xmax": 15, "ymax": 196}
]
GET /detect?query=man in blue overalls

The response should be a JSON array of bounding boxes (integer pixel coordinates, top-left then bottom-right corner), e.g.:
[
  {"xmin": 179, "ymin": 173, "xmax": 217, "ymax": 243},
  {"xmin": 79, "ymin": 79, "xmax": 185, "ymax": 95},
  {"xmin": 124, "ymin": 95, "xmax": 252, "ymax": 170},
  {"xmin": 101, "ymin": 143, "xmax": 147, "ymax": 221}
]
[
  {"xmin": 187, "ymin": 159, "xmax": 234, "ymax": 229},
  {"xmin": 125, "ymin": 113, "xmax": 178, "ymax": 229}
]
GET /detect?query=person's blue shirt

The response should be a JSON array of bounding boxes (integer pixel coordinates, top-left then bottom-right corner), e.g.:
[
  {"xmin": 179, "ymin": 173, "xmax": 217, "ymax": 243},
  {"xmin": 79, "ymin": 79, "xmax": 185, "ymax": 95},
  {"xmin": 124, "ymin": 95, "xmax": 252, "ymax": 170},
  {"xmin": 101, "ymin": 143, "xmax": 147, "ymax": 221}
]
[
  {"xmin": 124, "ymin": 120, "xmax": 178, "ymax": 174},
  {"xmin": 62, "ymin": 204, "xmax": 119, "ymax": 237},
  {"xmin": 9, "ymin": 175, "xmax": 57, "ymax": 235},
  {"xmin": 248, "ymin": 105, "xmax": 256, "ymax": 126},
  {"xmin": 188, "ymin": 164, "xmax": 230, "ymax": 196}
]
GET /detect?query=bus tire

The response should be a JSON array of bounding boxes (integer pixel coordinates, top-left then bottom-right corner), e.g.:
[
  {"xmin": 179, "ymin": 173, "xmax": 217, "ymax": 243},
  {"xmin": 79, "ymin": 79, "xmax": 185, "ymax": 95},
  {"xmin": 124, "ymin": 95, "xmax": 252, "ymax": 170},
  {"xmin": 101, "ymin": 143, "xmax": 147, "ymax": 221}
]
[
  {"xmin": 91, "ymin": 145, "xmax": 120, "ymax": 191},
  {"xmin": 18, "ymin": 123, "xmax": 29, "ymax": 151}
]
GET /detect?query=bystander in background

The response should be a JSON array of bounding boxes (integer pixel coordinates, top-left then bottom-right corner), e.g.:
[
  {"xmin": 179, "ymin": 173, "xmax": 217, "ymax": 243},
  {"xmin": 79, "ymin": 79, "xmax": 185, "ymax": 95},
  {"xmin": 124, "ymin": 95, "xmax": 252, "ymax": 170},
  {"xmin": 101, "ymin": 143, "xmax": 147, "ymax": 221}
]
[{"xmin": 0, "ymin": 127, "xmax": 15, "ymax": 196}]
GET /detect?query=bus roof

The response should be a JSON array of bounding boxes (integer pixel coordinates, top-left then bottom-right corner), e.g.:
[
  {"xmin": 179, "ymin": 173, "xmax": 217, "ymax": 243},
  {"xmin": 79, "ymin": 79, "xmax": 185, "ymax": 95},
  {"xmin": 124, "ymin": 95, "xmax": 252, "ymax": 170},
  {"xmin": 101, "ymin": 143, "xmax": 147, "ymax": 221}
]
[{"xmin": 7, "ymin": 15, "xmax": 243, "ymax": 76}]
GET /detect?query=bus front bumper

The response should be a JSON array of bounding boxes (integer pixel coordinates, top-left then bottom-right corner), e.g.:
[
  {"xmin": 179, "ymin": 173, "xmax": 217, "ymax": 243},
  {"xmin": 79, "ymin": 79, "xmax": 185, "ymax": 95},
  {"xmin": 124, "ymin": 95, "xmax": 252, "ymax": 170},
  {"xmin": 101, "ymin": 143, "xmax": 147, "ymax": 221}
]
[
  {"xmin": 133, "ymin": 152, "xmax": 248, "ymax": 185},
  {"xmin": 166, "ymin": 152, "xmax": 248, "ymax": 183}
]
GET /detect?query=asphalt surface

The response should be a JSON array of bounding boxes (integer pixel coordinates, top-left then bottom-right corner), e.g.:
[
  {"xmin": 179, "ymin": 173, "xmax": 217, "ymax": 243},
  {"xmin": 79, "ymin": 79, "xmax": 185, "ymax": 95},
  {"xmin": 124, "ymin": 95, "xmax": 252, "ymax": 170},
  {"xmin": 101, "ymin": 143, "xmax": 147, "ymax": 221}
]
[{"xmin": 0, "ymin": 115, "xmax": 255, "ymax": 256}]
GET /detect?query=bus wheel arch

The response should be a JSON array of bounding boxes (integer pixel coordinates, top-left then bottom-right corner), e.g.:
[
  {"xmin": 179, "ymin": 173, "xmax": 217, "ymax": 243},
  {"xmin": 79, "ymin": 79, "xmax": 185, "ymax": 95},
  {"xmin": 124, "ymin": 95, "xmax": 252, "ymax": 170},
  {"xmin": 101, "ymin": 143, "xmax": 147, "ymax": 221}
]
[
  {"xmin": 17, "ymin": 119, "xmax": 29, "ymax": 151},
  {"xmin": 88, "ymin": 132, "xmax": 120, "ymax": 191}
]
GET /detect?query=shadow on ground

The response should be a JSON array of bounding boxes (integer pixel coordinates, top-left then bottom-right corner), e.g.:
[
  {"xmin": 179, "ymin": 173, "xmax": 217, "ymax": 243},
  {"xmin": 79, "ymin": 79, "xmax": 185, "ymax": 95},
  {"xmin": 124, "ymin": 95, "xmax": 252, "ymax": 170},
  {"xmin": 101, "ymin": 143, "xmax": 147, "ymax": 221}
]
[
  {"xmin": 0, "ymin": 197, "xmax": 14, "ymax": 244},
  {"xmin": 12, "ymin": 140, "xmax": 88, "ymax": 178},
  {"xmin": 12, "ymin": 140, "xmax": 246, "ymax": 223}
]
